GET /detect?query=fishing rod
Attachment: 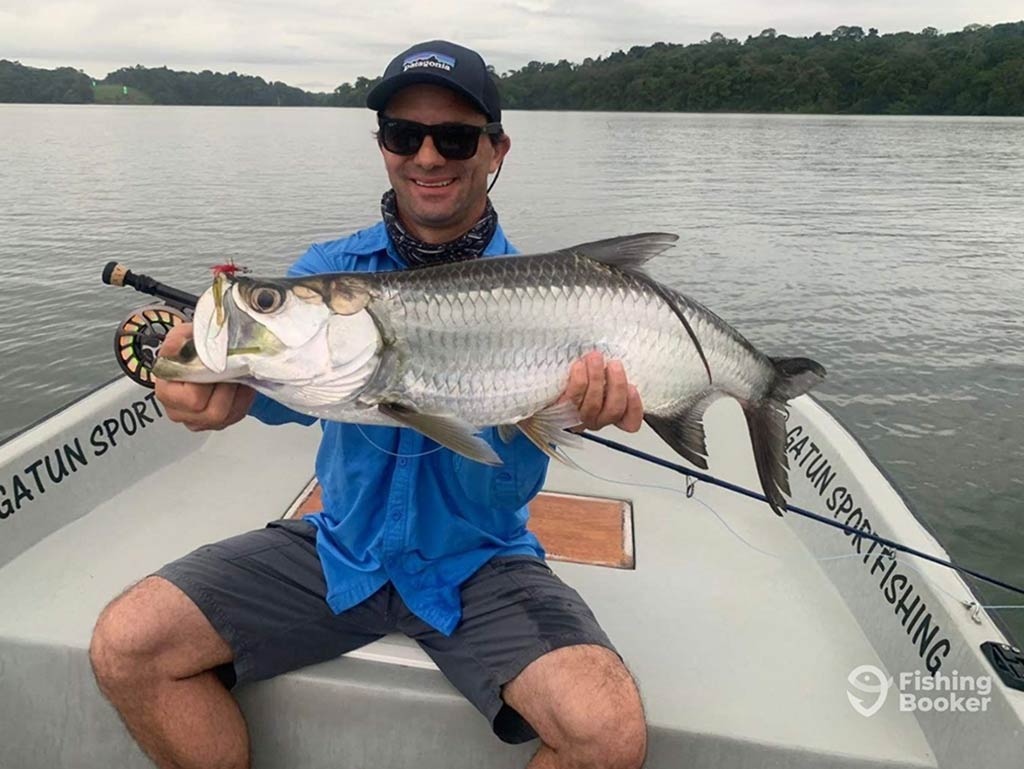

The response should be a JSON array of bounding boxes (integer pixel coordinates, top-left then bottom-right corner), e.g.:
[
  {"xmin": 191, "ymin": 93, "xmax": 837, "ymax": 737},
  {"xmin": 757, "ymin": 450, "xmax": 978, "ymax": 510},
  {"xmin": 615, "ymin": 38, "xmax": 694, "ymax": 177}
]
[
  {"xmin": 102, "ymin": 262, "xmax": 199, "ymax": 309},
  {"xmin": 102, "ymin": 262, "xmax": 1024, "ymax": 601},
  {"xmin": 579, "ymin": 431, "xmax": 1024, "ymax": 600}
]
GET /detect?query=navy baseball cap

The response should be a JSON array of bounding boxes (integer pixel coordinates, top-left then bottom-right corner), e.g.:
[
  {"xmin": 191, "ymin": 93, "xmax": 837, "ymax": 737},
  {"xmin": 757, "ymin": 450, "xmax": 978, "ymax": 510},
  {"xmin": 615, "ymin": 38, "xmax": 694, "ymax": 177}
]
[{"xmin": 366, "ymin": 40, "xmax": 501, "ymax": 122}]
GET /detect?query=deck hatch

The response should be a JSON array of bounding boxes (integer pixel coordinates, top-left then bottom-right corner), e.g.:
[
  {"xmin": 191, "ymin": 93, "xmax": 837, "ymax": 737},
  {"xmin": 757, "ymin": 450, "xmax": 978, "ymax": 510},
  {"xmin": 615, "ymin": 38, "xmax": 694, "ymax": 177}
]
[{"xmin": 286, "ymin": 482, "xmax": 634, "ymax": 569}]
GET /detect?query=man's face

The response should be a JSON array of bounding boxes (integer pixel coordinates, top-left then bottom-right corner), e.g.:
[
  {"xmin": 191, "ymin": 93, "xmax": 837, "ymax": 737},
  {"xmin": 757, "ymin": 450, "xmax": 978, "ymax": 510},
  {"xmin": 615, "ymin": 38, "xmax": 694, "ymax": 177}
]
[{"xmin": 379, "ymin": 84, "xmax": 510, "ymax": 243}]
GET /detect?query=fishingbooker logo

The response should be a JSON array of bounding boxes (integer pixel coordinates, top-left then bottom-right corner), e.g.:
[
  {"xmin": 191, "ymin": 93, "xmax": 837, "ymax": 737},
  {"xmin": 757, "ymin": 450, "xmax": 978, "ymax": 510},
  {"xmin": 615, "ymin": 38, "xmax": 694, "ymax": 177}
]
[
  {"xmin": 402, "ymin": 52, "xmax": 456, "ymax": 73},
  {"xmin": 847, "ymin": 665, "xmax": 892, "ymax": 716},
  {"xmin": 847, "ymin": 664, "xmax": 992, "ymax": 717}
]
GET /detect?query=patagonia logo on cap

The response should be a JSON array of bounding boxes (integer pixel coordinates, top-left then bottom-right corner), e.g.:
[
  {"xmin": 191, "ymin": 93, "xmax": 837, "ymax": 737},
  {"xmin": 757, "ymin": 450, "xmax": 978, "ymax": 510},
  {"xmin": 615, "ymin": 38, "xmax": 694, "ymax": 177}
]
[{"xmin": 402, "ymin": 52, "xmax": 456, "ymax": 73}]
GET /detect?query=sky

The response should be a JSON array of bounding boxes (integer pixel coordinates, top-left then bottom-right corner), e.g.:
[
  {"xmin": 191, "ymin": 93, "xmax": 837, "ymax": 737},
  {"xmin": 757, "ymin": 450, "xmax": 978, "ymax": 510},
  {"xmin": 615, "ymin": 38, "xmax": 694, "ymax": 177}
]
[{"xmin": 2, "ymin": 1, "xmax": 1021, "ymax": 92}]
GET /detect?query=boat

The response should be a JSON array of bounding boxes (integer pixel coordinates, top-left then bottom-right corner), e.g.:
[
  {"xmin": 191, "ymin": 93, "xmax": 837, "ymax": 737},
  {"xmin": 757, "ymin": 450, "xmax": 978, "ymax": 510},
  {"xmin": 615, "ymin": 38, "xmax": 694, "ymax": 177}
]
[{"xmin": 1, "ymin": 372, "xmax": 1022, "ymax": 768}]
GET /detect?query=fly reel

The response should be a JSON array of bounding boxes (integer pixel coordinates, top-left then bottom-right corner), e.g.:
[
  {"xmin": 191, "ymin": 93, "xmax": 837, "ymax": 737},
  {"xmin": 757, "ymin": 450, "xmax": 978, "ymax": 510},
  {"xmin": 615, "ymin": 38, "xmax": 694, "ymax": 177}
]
[{"xmin": 114, "ymin": 304, "xmax": 192, "ymax": 388}]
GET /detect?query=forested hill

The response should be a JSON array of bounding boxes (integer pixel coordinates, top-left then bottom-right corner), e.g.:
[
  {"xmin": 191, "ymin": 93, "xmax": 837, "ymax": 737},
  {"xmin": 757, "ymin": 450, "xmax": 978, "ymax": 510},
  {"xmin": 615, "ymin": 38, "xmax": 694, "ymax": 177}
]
[
  {"xmin": 3, "ymin": 22, "xmax": 1022, "ymax": 114},
  {"xmin": 494, "ymin": 23, "xmax": 1024, "ymax": 114},
  {"xmin": 0, "ymin": 61, "xmax": 321, "ymax": 105}
]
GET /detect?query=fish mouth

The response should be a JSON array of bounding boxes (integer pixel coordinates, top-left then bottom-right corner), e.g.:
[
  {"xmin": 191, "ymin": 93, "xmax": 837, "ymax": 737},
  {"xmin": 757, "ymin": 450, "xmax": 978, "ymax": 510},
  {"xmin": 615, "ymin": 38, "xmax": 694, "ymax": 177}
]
[
  {"xmin": 152, "ymin": 338, "xmax": 223, "ymax": 382},
  {"xmin": 152, "ymin": 337, "xmax": 262, "ymax": 383},
  {"xmin": 152, "ymin": 277, "xmax": 282, "ymax": 383},
  {"xmin": 193, "ymin": 274, "xmax": 233, "ymax": 373}
]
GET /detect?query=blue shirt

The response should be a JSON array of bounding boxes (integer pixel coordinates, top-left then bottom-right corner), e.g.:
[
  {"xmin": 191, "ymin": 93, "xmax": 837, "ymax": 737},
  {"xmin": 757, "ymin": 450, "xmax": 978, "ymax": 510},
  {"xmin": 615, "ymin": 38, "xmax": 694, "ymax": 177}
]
[{"xmin": 249, "ymin": 221, "xmax": 549, "ymax": 635}]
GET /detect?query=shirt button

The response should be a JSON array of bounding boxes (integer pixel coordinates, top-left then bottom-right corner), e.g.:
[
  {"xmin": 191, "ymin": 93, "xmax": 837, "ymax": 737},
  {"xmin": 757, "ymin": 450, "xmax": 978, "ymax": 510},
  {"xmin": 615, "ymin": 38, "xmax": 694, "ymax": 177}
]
[
  {"xmin": 399, "ymin": 458, "xmax": 408, "ymax": 467},
  {"xmin": 391, "ymin": 512, "xmax": 401, "ymax": 522},
  {"xmin": 498, "ymin": 472, "xmax": 512, "ymax": 481}
]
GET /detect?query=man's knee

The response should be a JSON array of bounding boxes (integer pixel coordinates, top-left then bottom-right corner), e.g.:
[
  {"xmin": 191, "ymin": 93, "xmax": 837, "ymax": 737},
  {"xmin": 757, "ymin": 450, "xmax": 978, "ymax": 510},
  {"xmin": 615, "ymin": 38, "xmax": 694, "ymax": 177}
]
[
  {"xmin": 89, "ymin": 576, "xmax": 228, "ymax": 693},
  {"xmin": 556, "ymin": 667, "xmax": 646, "ymax": 769},
  {"xmin": 508, "ymin": 645, "xmax": 647, "ymax": 769}
]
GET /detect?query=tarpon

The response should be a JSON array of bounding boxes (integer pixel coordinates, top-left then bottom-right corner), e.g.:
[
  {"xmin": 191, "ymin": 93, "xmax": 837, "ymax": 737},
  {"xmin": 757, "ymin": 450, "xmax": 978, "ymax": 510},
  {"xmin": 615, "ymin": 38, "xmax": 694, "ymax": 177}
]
[{"xmin": 154, "ymin": 233, "xmax": 825, "ymax": 514}]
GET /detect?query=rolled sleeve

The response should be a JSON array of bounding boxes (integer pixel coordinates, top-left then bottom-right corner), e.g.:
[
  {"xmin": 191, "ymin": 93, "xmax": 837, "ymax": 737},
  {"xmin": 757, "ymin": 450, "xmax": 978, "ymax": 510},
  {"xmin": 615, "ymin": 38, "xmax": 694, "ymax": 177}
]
[{"xmin": 248, "ymin": 393, "xmax": 317, "ymax": 426}]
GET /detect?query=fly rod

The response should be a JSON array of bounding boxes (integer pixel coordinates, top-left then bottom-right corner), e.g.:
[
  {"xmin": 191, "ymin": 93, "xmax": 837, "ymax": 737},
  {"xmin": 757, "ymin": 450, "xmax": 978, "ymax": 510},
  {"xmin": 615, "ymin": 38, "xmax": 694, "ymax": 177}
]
[{"xmin": 102, "ymin": 262, "xmax": 1024, "ymax": 601}]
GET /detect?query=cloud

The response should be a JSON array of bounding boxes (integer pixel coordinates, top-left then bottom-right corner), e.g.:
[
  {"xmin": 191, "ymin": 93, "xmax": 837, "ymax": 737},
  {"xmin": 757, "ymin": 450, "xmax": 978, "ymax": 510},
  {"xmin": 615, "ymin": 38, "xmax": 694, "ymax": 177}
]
[{"xmin": 2, "ymin": 0, "xmax": 1021, "ymax": 90}]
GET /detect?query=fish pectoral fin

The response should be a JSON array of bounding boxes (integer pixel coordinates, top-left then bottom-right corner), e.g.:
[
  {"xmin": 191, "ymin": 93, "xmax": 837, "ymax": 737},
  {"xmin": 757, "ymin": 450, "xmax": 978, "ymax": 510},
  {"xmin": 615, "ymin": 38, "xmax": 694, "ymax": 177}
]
[
  {"xmin": 568, "ymin": 233, "xmax": 678, "ymax": 273},
  {"xmin": 515, "ymin": 401, "xmax": 584, "ymax": 465},
  {"xmin": 379, "ymin": 404, "xmax": 502, "ymax": 466},
  {"xmin": 644, "ymin": 398, "xmax": 712, "ymax": 471}
]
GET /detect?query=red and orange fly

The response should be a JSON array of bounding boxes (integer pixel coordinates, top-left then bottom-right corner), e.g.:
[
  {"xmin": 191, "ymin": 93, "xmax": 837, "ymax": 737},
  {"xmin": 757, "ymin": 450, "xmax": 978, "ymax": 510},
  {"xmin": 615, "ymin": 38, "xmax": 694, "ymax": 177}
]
[
  {"xmin": 210, "ymin": 260, "xmax": 249, "ymax": 278},
  {"xmin": 210, "ymin": 261, "xmax": 249, "ymax": 326}
]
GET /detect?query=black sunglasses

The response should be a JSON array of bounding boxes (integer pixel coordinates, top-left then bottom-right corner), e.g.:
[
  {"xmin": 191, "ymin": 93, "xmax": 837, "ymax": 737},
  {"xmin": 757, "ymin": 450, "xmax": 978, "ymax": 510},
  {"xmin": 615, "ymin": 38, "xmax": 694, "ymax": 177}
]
[{"xmin": 377, "ymin": 116, "xmax": 504, "ymax": 160}]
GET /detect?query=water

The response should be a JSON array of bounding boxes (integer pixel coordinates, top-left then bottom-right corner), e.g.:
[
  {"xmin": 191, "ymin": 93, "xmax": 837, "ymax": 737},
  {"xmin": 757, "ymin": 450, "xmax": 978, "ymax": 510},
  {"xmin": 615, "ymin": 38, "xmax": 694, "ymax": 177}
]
[{"xmin": 1, "ymin": 105, "xmax": 1022, "ymax": 637}]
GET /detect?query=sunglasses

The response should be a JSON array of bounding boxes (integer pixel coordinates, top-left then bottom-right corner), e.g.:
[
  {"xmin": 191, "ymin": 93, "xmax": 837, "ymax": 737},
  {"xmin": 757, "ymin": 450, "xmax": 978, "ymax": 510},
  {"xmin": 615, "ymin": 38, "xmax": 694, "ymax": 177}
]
[{"xmin": 377, "ymin": 116, "xmax": 504, "ymax": 160}]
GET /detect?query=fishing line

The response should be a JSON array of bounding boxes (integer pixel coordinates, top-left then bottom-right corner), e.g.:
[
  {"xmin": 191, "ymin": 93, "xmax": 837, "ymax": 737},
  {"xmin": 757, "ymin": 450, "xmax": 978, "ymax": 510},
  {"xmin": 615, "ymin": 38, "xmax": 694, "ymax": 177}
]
[
  {"xmin": 565, "ymin": 448, "xmax": 931, "ymax": 565},
  {"xmin": 896, "ymin": 556, "xmax": 1024, "ymax": 612},
  {"xmin": 577, "ymin": 431, "xmax": 1024, "ymax": 600},
  {"xmin": 560, "ymin": 446, "xmax": 1024, "ymax": 613},
  {"xmin": 356, "ymin": 423, "xmax": 443, "ymax": 458},
  {"xmin": 560, "ymin": 447, "xmax": 780, "ymax": 559}
]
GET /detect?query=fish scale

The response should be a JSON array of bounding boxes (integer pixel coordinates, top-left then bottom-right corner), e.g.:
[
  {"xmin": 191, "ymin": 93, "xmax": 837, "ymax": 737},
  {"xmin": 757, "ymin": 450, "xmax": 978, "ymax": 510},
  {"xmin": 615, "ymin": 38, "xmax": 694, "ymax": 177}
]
[{"xmin": 374, "ymin": 251, "xmax": 723, "ymax": 424}]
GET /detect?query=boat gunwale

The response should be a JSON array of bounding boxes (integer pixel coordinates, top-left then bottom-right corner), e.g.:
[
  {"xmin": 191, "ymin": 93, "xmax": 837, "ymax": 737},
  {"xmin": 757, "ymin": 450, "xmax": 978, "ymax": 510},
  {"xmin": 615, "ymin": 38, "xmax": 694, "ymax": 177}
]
[
  {"xmin": 3, "ymin": 376, "xmax": 1015, "ymax": 646},
  {"xmin": 0, "ymin": 375, "xmax": 124, "ymax": 450}
]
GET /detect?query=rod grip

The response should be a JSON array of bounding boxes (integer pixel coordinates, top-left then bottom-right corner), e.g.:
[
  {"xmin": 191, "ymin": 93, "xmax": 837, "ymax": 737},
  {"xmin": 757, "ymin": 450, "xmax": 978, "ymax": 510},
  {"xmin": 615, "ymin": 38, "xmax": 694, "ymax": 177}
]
[
  {"xmin": 100, "ymin": 262, "xmax": 200, "ymax": 309},
  {"xmin": 102, "ymin": 261, "xmax": 129, "ymax": 287}
]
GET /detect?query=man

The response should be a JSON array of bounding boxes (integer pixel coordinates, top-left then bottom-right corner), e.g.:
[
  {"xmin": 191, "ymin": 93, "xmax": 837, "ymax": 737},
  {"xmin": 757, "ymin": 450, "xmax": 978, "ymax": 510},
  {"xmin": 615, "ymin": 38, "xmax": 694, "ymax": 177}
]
[{"xmin": 89, "ymin": 41, "xmax": 647, "ymax": 769}]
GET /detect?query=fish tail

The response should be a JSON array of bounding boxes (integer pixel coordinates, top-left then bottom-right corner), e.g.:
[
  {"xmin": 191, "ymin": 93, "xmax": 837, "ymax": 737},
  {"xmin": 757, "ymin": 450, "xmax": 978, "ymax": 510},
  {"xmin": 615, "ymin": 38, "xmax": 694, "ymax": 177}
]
[{"xmin": 742, "ymin": 357, "xmax": 827, "ymax": 516}]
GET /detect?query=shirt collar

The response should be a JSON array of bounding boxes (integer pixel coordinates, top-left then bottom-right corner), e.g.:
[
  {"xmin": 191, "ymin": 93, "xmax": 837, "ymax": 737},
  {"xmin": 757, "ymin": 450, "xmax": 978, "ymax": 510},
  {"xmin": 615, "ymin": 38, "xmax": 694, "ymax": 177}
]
[{"xmin": 377, "ymin": 221, "xmax": 516, "ymax": 266}]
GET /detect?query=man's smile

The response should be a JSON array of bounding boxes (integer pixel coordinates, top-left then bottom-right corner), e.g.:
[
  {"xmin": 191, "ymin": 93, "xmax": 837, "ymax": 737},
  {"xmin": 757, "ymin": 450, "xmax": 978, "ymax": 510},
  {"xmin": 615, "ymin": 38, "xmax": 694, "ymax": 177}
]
[{"xmin": 412, "ymin": 178, "xmax": 456, "ymax": 188}]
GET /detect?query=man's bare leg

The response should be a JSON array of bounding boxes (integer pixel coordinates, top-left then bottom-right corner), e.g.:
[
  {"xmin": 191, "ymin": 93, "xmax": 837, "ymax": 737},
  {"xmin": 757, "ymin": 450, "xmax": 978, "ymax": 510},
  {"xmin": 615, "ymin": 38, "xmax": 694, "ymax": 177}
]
[
  {"xmin": 503, "ymin": 645, "xmax": 646, "ymax": 769},
  {"xmin": 89, "ymin": 576, "xmax": 248, "ymax": 769}
]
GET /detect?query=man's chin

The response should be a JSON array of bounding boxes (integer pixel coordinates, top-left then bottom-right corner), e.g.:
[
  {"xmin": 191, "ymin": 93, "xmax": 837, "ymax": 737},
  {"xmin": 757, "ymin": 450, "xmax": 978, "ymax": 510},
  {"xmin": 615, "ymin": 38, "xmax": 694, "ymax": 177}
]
[{"xmin": 402, "ymin": 201, "xmax": 466, "ymax": 230}]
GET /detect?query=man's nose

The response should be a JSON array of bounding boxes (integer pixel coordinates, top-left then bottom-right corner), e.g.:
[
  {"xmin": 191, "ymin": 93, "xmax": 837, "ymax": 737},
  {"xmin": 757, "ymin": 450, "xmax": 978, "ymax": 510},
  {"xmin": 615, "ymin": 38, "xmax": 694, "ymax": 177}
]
[{"xmin": 413, "ymin": 135, "xmax": 446, "ymax": 168}]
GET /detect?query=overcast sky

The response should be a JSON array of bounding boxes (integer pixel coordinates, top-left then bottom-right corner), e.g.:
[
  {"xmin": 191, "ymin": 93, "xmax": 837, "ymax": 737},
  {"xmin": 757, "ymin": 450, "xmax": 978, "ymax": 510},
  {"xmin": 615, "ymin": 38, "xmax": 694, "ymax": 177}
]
[{"xmin": 2, "ymin": 1, "xmax": 1021, "ymax": 92}]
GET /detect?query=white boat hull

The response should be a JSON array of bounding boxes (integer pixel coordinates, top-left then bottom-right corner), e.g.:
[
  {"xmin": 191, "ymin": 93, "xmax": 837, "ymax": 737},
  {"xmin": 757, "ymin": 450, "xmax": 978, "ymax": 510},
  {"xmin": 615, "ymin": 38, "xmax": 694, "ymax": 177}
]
[{"xmin": 0, "ymin": 378, "xmax": 1020, "ymax": 767}]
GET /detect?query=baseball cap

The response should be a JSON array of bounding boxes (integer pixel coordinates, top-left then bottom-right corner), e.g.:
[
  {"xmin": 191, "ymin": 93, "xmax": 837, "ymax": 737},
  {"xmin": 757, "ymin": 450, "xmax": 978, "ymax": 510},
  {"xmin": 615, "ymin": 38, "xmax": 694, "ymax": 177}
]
[{"xmin": 366, "ymin": 40, "xmax": 501, "ymax": 122}]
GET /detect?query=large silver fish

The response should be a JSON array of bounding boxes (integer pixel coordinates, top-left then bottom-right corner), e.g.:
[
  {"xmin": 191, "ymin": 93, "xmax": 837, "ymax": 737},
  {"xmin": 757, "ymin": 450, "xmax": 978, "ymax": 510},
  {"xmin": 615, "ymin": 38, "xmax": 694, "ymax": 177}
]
[{"xmin": 154, "ymin": 233, "xmax": 825, "ymax": 514}]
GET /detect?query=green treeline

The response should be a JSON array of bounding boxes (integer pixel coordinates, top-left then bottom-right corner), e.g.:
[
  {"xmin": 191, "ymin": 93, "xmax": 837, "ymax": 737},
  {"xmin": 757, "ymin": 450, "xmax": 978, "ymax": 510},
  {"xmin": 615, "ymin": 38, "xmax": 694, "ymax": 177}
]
[
  {"xmin": 3, "ymin": 22, "xmax": 1023, "ymax": 115},
  {"xmin": 338, "ymin": 22, "xmax": 1024, "ymax": 115},
  {"xmin": 101, "ymin": 65, "xmax": 321, "ymax": 106},
  {"xmin": 0, "ymin": 61, "xmax": 321, "ymax": 106},
  {"xmin": 495, "ymin": 22, "xmax": 1024, "ymax": 114},
  {"xmin": 0, "ymin": 61, "xmax": 93, "ymax": 103}
]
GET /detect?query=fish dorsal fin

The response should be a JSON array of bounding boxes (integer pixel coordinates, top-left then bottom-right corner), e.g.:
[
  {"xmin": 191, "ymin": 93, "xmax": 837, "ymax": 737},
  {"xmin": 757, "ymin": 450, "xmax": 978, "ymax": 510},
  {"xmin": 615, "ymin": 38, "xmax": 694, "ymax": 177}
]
[
  {"xmin": 379, "ymin": 404, "xmax": 502, "ymax": 466},
  {"xmin": 567, "ymin": 233, "xmax": 678, "ymax": 272}
]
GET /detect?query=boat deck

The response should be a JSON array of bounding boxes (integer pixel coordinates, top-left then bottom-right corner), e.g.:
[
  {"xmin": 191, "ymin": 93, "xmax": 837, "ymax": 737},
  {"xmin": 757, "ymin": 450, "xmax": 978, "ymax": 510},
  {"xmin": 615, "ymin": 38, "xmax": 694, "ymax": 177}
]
[{"xmin": 0, "ymin": 380, "xmax": 943, "ymax": 768}]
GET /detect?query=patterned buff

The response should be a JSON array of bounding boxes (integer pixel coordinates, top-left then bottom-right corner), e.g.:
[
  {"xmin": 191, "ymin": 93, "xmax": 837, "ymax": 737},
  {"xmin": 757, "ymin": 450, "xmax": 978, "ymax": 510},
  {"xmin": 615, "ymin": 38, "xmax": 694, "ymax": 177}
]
[{"xmin": 380, "ymin": 188, "xmax": 498, "ymax": 267}]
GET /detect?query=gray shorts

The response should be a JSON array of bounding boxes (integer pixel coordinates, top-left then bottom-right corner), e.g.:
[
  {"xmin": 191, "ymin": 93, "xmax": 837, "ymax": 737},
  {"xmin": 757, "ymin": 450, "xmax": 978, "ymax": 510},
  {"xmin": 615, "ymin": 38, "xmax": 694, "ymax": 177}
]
[{"xmin": 154, "ymin": 518, "xmax": 616, "ymax": 744}]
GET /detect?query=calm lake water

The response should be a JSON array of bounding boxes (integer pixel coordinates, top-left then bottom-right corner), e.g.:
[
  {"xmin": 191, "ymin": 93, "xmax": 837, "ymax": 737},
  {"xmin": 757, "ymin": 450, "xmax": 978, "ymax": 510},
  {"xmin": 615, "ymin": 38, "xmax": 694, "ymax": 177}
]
[{"xmin": 1, "ymin": 105, "xmax": 1022, "ymax": 636}]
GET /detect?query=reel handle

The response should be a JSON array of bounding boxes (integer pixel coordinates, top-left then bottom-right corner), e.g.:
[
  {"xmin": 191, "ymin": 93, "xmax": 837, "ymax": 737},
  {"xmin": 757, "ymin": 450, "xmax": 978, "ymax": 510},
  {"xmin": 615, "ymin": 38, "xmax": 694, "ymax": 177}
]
[{"xmin": 102, "ymin": 262, "xmax": 199, "ymax": 310}]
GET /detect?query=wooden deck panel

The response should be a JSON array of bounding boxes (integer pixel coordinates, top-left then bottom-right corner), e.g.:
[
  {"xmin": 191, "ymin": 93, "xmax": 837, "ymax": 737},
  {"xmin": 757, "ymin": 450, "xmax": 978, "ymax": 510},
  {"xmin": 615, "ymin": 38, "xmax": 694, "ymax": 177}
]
[{"xmin": 287, "ymin": 482, "xmax": 634, "ymax": 569}]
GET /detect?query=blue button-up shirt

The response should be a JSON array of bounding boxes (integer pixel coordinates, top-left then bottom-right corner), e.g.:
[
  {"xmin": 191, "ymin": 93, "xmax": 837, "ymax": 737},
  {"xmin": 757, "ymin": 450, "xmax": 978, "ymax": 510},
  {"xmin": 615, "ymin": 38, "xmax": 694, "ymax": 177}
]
[{"xmin": 249, "ymin": 221, "xmax": 549, "ymax": 635}]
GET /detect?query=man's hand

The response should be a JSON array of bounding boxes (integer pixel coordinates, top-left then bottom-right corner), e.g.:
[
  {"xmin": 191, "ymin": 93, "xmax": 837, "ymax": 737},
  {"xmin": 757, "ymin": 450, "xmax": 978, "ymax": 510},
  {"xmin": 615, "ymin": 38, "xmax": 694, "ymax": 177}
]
[
  {"xmin": 153, "ymin": 323, "xmax": 256, "ymax": 432},
  {"xmin": 559, "ymin": 351, "xmax": 644, "ymax": 433}
]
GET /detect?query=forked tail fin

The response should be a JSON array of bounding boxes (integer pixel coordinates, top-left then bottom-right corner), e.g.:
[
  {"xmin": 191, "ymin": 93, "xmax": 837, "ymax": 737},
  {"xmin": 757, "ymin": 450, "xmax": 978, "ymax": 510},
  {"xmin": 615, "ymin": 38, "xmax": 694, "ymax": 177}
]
[{"xmin": 743, "ymin": 357, "xmax": 826, "ymax": 515}]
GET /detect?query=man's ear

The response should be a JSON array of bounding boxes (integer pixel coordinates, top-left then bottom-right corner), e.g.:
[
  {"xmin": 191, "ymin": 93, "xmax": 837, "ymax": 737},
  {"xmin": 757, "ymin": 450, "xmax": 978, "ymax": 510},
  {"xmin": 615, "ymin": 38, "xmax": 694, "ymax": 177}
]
[{"xmin": 490, "ymin": 134, "xmax": 511, "ymax": 173}]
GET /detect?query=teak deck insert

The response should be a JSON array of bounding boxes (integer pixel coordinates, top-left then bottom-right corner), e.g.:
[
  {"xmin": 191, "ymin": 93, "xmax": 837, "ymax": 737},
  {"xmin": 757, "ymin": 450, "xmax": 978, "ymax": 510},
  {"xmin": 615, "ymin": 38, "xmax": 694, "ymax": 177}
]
[{"xmin": 288, "ymin": 482, "xmax": 634, "ymax": 569}]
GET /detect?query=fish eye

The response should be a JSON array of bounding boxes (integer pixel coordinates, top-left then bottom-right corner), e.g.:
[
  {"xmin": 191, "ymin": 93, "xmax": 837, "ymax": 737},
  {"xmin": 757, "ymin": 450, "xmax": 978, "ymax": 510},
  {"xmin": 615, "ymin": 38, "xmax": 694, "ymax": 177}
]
[{"xmin": 251, "ymin": 286, "xmax": 284, "ymax": 313}]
